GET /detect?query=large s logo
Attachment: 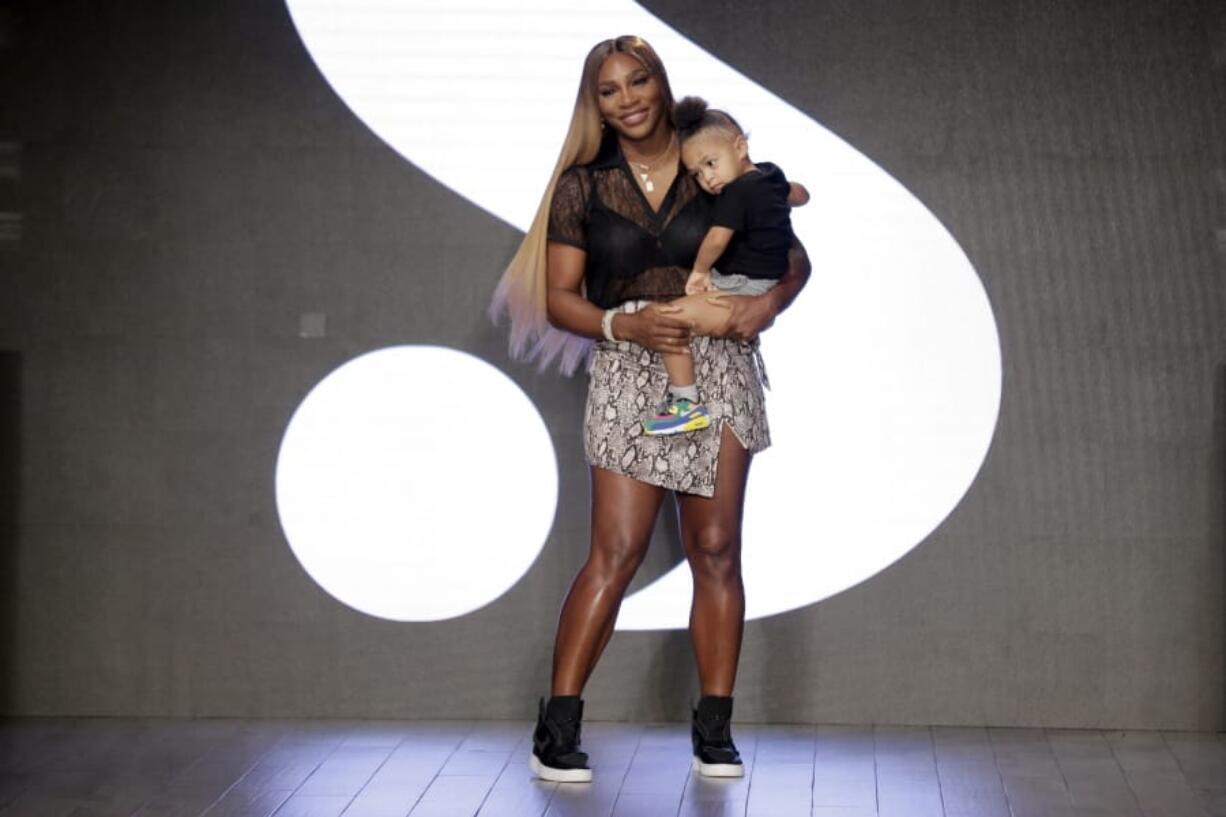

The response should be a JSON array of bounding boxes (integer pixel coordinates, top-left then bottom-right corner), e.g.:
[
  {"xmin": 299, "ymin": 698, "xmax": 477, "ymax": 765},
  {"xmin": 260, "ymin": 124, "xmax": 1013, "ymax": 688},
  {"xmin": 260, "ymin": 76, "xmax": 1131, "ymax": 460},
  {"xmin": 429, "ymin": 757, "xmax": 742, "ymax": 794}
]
[{"xmin": 276, "ymin": 1, "xmax": 1002, "ymax": 629}]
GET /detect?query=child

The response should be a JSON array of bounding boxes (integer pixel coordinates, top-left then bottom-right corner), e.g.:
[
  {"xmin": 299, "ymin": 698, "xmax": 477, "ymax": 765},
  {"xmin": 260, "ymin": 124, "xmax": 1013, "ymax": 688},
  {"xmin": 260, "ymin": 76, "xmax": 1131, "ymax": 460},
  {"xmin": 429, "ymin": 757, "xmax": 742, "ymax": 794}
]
[{"xmin": 642, "ymin": 96, "xmax": 809, "ymax": 436}]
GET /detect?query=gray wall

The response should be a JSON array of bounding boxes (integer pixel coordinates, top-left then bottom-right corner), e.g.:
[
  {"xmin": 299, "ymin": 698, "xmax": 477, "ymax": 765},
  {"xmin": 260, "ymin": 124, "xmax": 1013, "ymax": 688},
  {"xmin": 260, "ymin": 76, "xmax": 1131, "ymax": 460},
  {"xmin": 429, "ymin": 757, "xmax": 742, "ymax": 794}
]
[{"xmin": 1, "ymin": 0, "xmax": 1223, "ymax": 729}]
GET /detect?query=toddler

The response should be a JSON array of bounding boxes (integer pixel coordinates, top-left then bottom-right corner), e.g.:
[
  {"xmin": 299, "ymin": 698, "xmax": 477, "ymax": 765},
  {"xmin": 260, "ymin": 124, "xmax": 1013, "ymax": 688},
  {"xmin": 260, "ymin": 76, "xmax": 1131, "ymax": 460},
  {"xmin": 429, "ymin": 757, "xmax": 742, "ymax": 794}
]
[{"xmin": 642, "ymin": 96, "xmax": 809, "ymax": 435}]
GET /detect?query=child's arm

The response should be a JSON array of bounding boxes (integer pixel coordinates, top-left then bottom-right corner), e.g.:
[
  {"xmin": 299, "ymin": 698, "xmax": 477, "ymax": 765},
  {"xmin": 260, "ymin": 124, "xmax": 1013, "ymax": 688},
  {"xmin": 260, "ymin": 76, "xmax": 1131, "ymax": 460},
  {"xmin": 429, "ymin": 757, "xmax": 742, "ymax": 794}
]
[
  {"xmin": 693, "ymin": 226, "xmax": 735, "ymax": 276},
  {"xmin": 685, "ymin": 269, "xmax": 711, "ymax": 295},
  {"xmin": 787, "ymin": 182, "xmax": 810, "ymax": 207},
  {"xmin": 686, "ymin": 226, "xmax": 736, "ymax": 294}
]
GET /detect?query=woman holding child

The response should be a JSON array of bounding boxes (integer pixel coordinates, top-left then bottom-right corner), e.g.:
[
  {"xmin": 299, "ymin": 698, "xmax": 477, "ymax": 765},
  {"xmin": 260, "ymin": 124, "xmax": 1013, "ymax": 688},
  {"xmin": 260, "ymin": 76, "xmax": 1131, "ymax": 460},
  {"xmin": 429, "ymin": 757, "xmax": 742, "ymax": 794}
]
[{"xmin": 490, "ymin": 35, "xmax": 811, "ymax": 782}]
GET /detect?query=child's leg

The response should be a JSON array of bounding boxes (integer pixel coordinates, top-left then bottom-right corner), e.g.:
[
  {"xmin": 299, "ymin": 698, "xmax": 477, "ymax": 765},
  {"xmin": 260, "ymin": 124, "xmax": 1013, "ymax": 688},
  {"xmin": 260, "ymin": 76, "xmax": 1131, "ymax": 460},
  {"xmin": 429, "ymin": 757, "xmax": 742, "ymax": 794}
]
[
  {"xmin": 659, "ymin": 294, "xmax": 733, "ymax": 403},
  {"xmin": 643, "ymin": 298, "xmax": 714, "ymax": 434},
  {"xmin": 667, "ymin": 293, "xmax": 734, "ymax": 338},
  {"xmin": 661, "ymin": 349, "xmax": 697, "ymax": 399},
  {"xmin": 644, "ymin": 340, "xmax": 707, "ymax": 434}
]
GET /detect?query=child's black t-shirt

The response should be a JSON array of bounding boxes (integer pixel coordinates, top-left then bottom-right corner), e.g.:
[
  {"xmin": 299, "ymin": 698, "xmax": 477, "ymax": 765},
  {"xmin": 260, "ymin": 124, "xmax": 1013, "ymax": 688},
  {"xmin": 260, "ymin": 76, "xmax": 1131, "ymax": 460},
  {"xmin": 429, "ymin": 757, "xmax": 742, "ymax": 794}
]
[{"xmin": 710, "ymin": 162, "xmax": 793, "ymax": 280}]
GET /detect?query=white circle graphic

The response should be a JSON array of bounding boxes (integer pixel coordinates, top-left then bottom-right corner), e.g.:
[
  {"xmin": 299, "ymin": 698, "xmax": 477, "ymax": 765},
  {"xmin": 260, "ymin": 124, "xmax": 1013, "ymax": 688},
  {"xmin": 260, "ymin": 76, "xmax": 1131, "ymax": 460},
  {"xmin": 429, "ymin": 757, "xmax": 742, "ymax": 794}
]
[
  {"xmin": 274, "ymin": 346, "xmax": 558, "ymax": 621},
  {"xmin": 284, "ymin": 0, "xmax": 1003, "ymax": 629}
]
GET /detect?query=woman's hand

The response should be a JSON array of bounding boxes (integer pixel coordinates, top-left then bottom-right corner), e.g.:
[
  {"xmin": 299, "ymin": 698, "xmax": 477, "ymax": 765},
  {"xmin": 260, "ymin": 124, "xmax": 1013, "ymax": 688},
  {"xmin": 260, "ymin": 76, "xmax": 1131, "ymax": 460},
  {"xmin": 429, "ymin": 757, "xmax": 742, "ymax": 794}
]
[
  {"xmin": 702, "ymin": 236, "xmax": 811, "ymax": 341},
  {"xmin": 617, "ymin": 303, "xmax": 693, "ymax": 355},
  {"xmin": 704, "ymin": 292, "xmax": 777, "ymax": 341}
]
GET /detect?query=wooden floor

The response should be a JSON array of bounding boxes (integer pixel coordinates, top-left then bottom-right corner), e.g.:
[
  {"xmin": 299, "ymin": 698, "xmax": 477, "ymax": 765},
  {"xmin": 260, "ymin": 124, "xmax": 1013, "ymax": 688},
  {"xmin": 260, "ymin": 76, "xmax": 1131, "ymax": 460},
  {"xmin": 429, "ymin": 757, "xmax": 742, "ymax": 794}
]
[{"xmin": 0, "ymin": 719, "xmax": 1222, "ymax": 817}]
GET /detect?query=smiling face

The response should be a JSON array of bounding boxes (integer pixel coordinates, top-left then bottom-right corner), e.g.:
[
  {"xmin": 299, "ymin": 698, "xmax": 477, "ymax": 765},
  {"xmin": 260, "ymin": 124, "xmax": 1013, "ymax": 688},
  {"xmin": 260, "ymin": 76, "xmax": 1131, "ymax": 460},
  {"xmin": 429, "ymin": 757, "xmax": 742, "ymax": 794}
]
[
  {"xmin": 681, "ymin": 129, "xmax": 751, "ymax": 195},
  {"xmin": 595, "ymin": 52, "xmax": 669, "ymax": 142}
]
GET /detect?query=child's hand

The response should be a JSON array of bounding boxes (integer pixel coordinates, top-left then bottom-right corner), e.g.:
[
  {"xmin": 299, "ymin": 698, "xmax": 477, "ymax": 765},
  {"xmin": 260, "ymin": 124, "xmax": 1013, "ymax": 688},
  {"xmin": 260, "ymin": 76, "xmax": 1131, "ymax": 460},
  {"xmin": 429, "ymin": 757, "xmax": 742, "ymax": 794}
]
[
  {"xmin": 685, "ymin": 269, "xmax": 711, "ymax": 295},
  {"xmin": 787, "ymin": 182, "xmax": 810, "ymax": 207}
]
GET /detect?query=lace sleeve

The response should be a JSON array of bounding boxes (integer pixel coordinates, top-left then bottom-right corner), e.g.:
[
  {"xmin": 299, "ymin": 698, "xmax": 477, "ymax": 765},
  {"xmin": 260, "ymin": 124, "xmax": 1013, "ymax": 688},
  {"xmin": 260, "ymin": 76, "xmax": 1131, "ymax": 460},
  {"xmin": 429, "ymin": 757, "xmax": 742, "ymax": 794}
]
[{"xmin": 547, "ymin": 167, "xmax": 589, "ymax": 250}]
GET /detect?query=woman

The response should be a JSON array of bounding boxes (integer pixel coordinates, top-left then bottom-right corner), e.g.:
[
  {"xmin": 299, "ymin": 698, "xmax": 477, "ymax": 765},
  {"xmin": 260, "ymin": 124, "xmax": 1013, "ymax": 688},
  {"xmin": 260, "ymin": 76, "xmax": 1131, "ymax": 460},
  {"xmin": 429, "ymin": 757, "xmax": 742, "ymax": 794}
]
[{"xmin": 490, "ymin": 35, "xmax": 810, "ymax": 783}]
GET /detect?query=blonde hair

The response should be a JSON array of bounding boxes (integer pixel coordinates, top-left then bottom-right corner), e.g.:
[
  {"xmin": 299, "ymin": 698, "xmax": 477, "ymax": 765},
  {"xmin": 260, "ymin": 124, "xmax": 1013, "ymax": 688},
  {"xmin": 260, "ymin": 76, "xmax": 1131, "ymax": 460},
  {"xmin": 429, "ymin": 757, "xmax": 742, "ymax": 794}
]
[{"xmin": 488, "ymin": 35, "xmax": 676, "ymax": 374}]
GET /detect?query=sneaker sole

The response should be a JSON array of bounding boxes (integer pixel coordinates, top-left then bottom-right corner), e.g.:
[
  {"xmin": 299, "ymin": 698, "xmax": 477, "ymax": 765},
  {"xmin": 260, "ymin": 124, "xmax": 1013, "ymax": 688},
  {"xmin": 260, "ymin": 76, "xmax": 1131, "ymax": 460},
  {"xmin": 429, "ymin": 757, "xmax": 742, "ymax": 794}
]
[
  {"xmin": 530, "ymin": 752, "xmax": 593, "ymax": 783},
  {"xmin": 642, "ymin": 416, "xmax": 712, "ymax": 436},
  {"xmin": 691, "ymin": 755, "xmax": 744, "ymax": 777}
]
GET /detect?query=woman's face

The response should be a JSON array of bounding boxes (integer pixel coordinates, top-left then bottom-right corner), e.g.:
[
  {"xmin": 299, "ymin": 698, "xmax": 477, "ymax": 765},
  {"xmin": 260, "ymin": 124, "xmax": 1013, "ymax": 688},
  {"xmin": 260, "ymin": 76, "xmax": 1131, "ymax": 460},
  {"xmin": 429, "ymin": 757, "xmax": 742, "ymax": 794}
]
[{"xmin": 595, "ymin": 52, "xmax": 668, "ymax": 142}]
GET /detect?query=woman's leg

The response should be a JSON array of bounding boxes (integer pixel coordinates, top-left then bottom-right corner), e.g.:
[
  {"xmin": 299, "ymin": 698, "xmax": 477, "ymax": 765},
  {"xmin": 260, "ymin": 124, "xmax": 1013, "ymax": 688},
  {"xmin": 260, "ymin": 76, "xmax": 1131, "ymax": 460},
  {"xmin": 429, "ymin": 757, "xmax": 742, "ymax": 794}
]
[
  {"xmin": 676, "ymin": 424, "xmax": 753, "ymax": 695},
  {"xmin": 551, "ymin": 466, "xmax": 666, "ymax": 695}
]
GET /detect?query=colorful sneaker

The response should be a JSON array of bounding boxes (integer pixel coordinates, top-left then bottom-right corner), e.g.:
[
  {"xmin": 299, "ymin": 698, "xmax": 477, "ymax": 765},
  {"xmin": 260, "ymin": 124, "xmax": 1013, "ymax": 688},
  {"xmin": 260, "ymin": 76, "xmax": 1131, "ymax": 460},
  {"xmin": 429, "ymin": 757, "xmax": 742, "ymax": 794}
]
[{"xmin": 642, "ymin": 397, "xmax": 711, "ymax": 436}]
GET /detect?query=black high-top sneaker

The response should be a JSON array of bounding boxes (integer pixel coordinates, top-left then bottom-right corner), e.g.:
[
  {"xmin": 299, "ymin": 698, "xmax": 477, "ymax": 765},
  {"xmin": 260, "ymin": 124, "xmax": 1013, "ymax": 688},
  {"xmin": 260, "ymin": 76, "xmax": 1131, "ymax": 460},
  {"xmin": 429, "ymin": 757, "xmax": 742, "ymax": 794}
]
[
  {"xmin": 530, "ymin": 695, "xmax": 593, "ymax": 783},
  {"xmin": 691, "ymin": 695, "xmax": 744, "ymax": 777}
]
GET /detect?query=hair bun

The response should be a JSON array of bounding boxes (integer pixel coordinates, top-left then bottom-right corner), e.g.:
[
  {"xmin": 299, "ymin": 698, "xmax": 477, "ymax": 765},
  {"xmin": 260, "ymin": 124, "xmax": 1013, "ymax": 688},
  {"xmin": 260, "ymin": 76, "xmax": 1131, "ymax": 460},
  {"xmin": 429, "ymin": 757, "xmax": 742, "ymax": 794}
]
[{"xmin": 672, "ymin": 96, "xmax": 709, "ymax": 133}]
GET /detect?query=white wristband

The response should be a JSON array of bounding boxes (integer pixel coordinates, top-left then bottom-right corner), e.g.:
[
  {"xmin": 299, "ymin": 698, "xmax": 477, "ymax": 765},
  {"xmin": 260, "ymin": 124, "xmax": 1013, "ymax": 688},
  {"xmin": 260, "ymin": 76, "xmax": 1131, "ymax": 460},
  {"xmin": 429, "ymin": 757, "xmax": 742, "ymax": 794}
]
[{"xmin": 601, "ymin": 308, "xmax": 618, "ymax": 342}]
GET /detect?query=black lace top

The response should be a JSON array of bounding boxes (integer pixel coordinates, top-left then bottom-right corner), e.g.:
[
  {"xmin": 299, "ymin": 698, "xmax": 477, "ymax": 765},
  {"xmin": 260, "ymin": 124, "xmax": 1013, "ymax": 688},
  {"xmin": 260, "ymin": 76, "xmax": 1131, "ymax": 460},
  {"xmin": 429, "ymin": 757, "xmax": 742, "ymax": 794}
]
[{"xmin": 547, "ymin": 131, "xmax": 713, "ymax": 309}]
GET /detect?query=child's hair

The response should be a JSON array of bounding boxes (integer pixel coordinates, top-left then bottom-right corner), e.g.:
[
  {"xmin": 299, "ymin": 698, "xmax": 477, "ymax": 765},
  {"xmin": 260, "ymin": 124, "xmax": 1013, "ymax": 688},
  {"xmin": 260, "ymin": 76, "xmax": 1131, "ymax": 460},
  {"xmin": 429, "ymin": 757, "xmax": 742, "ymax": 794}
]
[{"xmin": 672, "ymin": 96, "xmax": 744, "ymax": 143}]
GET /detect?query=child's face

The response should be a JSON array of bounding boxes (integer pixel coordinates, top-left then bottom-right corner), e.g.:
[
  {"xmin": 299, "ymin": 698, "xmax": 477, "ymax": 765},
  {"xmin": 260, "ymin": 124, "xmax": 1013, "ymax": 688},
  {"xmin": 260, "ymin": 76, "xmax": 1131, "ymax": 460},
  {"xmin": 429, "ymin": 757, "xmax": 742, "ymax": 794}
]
[{"xmin": 681, "ymin": 130, "xmax": 749, "ymax": 195}]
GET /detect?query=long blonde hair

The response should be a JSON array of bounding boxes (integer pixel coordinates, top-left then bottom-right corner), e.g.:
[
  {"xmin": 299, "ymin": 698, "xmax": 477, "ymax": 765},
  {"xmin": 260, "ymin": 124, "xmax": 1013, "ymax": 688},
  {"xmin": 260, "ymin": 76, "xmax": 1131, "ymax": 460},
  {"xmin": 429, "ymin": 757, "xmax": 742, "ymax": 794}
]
[{"xmin": 488, "ymin": 35, "xmax": 677, "ymax": 375}]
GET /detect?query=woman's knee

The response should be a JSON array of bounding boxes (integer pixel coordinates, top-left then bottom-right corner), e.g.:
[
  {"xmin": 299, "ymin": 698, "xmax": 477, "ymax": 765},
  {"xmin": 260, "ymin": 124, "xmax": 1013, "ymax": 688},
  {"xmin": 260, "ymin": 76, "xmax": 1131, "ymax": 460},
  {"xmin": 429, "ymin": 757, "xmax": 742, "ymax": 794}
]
[
  {"xmin": 588, "ymin": 527, "xmax": 650, "ymax": 584},
  {"xmin": 686, "ymin": 524, "xmax": 741, "ymax": 577}
]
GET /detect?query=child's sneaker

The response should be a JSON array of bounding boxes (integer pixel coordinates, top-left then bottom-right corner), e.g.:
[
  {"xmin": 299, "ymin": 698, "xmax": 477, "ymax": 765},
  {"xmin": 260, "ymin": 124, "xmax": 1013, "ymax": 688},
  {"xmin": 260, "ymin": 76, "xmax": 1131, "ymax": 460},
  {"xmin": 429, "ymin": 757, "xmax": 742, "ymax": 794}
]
[{"xmin": 642, "ymin": 397, "xmax": 711, "ymax": 436}]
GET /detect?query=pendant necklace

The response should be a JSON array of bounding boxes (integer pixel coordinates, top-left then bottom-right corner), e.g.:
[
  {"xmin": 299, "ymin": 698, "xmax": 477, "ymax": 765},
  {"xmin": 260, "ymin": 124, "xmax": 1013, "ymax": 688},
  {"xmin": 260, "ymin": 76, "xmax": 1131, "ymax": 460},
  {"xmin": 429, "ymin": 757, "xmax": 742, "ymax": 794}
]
[{"xmin": 627, "ymin": 135, "xmax": 677, "ymax": 193}]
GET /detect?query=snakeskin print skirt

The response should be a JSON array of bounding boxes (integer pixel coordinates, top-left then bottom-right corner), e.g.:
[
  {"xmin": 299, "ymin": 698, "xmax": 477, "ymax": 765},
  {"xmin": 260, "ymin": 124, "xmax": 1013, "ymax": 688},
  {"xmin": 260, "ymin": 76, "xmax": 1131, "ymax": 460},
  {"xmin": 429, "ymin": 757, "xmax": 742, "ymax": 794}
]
[{"xmin": 583, "ymin": 300, "xmax": 771, "ymax": 498}]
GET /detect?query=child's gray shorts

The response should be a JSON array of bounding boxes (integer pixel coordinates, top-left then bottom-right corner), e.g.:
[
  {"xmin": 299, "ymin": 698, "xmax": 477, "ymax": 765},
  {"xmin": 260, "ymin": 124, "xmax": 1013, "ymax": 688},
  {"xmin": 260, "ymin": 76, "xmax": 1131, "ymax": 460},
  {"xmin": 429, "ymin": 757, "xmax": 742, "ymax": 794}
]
[{"xmin": 709, "ymin": 271, "xmax": 779, "ymax": 297}]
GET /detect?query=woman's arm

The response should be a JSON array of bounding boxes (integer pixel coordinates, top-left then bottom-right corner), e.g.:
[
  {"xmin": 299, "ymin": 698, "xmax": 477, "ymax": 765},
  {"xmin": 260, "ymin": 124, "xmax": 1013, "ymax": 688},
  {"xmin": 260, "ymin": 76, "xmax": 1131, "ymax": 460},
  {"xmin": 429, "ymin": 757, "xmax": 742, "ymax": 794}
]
[
  {"xmin": 705, "ymin": 235, "xmax": 812, "ymax": 341},
  {"xmin": 545, "ymin": 242, "xmax": 693, "ymax": 354},
  {"xmin": 768, "ymin": 235, "xmax": 812, "ymax": 316}
]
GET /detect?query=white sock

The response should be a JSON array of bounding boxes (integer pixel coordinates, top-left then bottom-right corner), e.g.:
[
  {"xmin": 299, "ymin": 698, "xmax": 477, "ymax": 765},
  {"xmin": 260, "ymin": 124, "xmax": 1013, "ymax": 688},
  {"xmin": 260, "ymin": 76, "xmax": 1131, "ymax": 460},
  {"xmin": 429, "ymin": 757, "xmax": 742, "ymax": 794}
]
[{"xmin": 669, "ymin": 384, "xmax": 699, "ymax": 403}]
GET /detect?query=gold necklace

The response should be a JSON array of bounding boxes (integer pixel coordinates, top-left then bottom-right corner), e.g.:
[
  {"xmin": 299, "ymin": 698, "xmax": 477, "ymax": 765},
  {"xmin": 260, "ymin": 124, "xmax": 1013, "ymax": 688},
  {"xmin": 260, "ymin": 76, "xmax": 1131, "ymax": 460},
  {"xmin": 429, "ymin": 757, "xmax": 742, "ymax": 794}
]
[{"xmin": 625, "ymin": 135, "xmax": 676, "ymax": 193}]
